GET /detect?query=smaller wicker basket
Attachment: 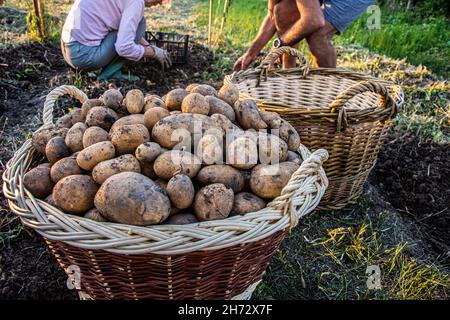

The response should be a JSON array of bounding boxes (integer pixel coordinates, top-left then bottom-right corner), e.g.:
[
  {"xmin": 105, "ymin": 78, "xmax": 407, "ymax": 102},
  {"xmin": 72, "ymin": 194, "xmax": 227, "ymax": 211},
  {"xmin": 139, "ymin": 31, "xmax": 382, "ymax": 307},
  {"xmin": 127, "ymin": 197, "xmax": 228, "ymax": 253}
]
[
  {"xmin": 226, "ymin": 47, "xmax": 404, "ymax": 210},
  {"xmin": 2, "ymin": 85, "xmax": 329, "ymax": 300}
]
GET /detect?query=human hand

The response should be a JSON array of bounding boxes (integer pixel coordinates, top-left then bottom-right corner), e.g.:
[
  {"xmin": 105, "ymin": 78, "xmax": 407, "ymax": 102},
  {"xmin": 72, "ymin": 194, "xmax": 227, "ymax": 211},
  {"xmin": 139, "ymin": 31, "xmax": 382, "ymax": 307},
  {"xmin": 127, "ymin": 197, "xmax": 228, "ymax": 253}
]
[
  {"xmin": 146, "ymin": 45, "xmax": 172, "ymax": 70},
  {"xmin": 233, "ymin": 52, "xmax": 256, "ymax": 71}
]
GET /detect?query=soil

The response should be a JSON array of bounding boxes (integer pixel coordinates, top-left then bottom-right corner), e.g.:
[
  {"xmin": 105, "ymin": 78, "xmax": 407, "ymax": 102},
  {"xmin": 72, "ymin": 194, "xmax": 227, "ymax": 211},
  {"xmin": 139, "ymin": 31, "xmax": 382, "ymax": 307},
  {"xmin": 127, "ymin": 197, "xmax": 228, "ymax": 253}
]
[{"xmin": 0, "ymin": 41, "xmax": 448, "ymax": 299}]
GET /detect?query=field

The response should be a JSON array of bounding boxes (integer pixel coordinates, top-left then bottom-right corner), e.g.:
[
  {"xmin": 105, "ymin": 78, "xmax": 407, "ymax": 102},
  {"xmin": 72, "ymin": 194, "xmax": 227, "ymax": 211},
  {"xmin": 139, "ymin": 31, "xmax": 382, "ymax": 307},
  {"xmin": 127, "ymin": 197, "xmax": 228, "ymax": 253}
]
[{"xmin": 0, "ymin": 0, "xmax": 449, "ymax": 300}]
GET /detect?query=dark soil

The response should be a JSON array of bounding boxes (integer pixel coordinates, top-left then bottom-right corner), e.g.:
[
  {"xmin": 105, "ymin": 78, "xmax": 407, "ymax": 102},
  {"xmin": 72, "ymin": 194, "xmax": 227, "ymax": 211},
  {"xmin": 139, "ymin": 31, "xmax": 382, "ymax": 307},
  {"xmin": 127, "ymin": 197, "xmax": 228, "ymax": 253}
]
[{"xmin": 370, "ymin": 133, "xmax": 450, "ymax": 256}]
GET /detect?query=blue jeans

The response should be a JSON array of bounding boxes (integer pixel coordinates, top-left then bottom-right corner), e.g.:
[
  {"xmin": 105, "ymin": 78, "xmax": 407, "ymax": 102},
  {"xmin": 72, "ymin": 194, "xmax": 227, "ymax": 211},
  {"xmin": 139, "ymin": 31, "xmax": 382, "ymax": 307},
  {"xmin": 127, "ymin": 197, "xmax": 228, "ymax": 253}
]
[
  {"xmin": 61, "ymin": 17, "xmax": 146, "ymax": 70},
  {"xmin": 322, "ymin": 0, "xmax": 376, "ymax": 33}
]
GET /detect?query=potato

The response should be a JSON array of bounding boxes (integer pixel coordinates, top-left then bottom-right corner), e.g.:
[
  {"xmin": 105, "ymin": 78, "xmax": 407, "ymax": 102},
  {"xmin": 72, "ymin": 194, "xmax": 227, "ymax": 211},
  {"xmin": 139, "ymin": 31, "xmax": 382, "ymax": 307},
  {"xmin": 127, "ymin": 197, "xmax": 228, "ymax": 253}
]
[
  {"xmin": 143, "ymin": 107, "xmax": 170, "ymax": 130},
  {"xmin": 135, "ymin": 142, "xmax": 164, "ymax": 163},
  {"xmin": 45, "ymin": 136, "xmax": 69, "ymax": 164},
  {"xmin": 71, "ymin": 107, "xmax": 84, "ymax": 124},
  {"xmin": 196, "ymin": 165, "xmax": 244, "ymax": 192},
  {"xmin": 234, "ymin": 99, "xmax": 267, "ymax": 130},
  {"xmin": 76, "ymin": 141, "xmax": 115, "ymax": 171},
  {"xmin": 164, "ymin": 213, "xmax": 199, "ymax": 225},
  {"xmin": 94, "ymin": 172, "xmax": 171, "ymax": 225},
  {"xmin": 153, "ymin": 150, "xmax": 201, "ymax": 180},
  {"xmin": 218, "ymin": 83, "xmax": 239, "ymax": 106},
  {"xmin": 276, "ymin": 119, "xmax": 301, "ymax": 151},
  {"xmin": 210, "ymin": 113, "xmax": 241, "ymax": 132},
  {"xmin": 139, "ymin": 161, "xmax": 157, "ymax": 179},
  {"xmin": 124, "ymin": 89, "xmax": 145, "ymax": 114},
  {"xmin": 84, "ymin": 208, "xmax": 108, "ymax": 222},
  {"xmin": 194, "ymin": 183, "xmax": 234, "ymax": 221},
  {"xmin": 32, "ymin": 125, "xmax": 68, "ymax": 154},
  {"xmin": 56, "ymin": 114, "xmax": 74, "ymax": 128},
  {"xmin": 50, "ymin": 156, "xmax": 84, "ymax": 183},
  {"xmin": 110, "ymin": 114, "xmax": 145, "ymax": 131},
  {"xmin": 81, "ymin": 99, "xmax": 103, "ymax": 119},
  {"xmin": 92, "ymin": 154, "xmax": 141, "ymax": 184},
  {"xmin": 166, "ymin": 174, "xmax": 195, "ymax": 209},
  {"xmin": 206, "ymin": 96, "xmax": 236, "ymax": 122},
  {"xmin": 85, "ymin": 106, "xmax": 118, "ymax": 130},
  {"xmin": 23, "ymin": 166, "xmax": 53, "ymax": 198},
  {"xmin": 250, "ymin": 161, "xmax": 299, "ymax": 199},
  {"xmin": 152, "ymin": 113, "xmax": 223, "ymax": 149},
  {"xmin": 259, "ymin": 110, "xmax": 280, "ymax": 125},
  {"xmin": 286, "ymin": 151, "xmax": 302, "ymax": 165},
  {"xmin": 197, "ymin": 134, "xmax": 223, "ymax": 165},
  {"xmin": 82, "ymin": 126, "xmax": 108, "ymax": 148},
  {"xmin": 143, "ymin": 95, "xmax": 166, "ymax": 112},
  {"xmin": 226, "ymin": 134, "xmax": 258, "ymax": 169},
  {"xmin": 37, "ymin": 162, "xmax": 52, "ymax": 169},
  {"xmin": 232, "ymin": 192, "xmax": 266, "ymax": 215},
  {"xmin": 110, "ymin": 124, "xmax": 150, "ymax": 155},
  {"xmin": 185, "ymin": 83, "xmax": 200, "ymax": 92},
  {"xmin": 101, "ymin": 88, "xmax": 123, "ymax": 113},
  {"xmin": 181, "ymin": 93, "xmax": 210, "ymax": 115},
  {"xmin": 257, "ymin": 132, "xmax": 288, "ymax": 164},
  {"xmin": 165, "ymin": 88, "xmax": 189, "ymax": 111},
  {"xmin": 53, "ymin": 175, "xmax": 98, "ymax": 214},
  {"xmin": 191, "ymin": 84, "xmax": 217, "ymax": 97},
  {"xmin": 65, "ymin": 122, "xmax": 86, "ymax": 153}
]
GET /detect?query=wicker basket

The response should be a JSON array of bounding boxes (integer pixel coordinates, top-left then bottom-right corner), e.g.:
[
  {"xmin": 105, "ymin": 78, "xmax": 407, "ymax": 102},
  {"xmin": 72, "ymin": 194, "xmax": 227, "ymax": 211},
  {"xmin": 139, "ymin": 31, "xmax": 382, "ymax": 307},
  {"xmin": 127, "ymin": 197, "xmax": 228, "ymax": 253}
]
[
  {"xmin": 225, "ymin": 47, "xmax": 404, "ymax": 211},
  {"xmin": 2, "ymin": 85, "xmax": 329, "ymax": 300}
]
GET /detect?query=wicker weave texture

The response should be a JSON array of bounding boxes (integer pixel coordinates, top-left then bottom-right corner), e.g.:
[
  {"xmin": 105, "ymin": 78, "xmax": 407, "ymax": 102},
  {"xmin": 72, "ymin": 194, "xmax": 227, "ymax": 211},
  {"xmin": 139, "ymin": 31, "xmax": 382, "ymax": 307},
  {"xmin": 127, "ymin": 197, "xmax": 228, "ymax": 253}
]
[
  {"xmin": 227, "ymin": 47, "xmax": 404, "ymax": 210},
  {"xmin": 2, "ymin": 85, "xmax": 329, "ymax": 299}
]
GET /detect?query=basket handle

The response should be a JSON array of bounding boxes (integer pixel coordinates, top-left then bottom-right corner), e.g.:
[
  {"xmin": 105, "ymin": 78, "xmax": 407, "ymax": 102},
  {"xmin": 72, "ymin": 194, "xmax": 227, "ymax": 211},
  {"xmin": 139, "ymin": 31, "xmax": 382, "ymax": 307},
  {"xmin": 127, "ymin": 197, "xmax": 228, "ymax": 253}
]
[
  {"xmin": 43, "ymin": 85, "xmax": 88, "ymax": 126},
  {"xmin": 268, "ymin": 145, "xmax": 329, "ymax": 230},
  {"xmin": 259, "ymin": 46, "xmax": 310, "ymax": 73},
  {"xmin": 328, "ymin": 80, "xmax": 399, "ymax": 132}
]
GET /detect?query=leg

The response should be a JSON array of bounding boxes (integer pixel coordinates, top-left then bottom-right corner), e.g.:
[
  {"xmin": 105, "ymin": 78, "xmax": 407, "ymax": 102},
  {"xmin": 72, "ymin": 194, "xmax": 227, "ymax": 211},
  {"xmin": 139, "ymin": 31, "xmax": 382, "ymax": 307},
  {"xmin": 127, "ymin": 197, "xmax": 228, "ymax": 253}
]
[
  {"xmin": 272, "ymin": 0, "xmax": 300, "ymax": 68},
  {"xmin": 305, "ymin": 21, "xmax": 337, "ymax": 67}
]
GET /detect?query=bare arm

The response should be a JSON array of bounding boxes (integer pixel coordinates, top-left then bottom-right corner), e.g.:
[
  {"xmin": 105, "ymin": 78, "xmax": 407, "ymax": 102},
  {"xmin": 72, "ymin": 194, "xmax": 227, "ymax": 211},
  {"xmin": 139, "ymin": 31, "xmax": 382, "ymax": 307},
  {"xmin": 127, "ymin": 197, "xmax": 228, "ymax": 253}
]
[
  {"xmin": 279, "ymin": 0, "xmax": 325, "ymax": 46},
  {"xmin": 246, "ymin": 14, "xmax": 276, "ymax": 57}
]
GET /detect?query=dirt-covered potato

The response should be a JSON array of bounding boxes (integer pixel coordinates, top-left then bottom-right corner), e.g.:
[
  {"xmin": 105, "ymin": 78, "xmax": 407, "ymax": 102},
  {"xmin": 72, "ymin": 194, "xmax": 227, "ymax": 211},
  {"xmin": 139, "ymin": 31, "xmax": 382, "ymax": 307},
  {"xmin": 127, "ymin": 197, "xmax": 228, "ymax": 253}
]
[
  {"xmin": 153, "ymin": 150, "xmax": 201, "ymax": 180},
  {"xmin": 110, "ymin": 124, "xmax": 150, "ymax": 155},
  {"xmin": 85, "ymin": 106, "xmax": 118, "ymax": 130},
  {"xmin": 191, "ymin": 84, "xmax": 217, "ymax": 97},
  {"xmin": 206, "ymin": 96, "xmax": 236, "ymax": 122},
  {"xmin": 257, "ymin": 132, "xmax": 288, "ymax": 164},
  {"xmin": 32, "ymin": 125, "xmax": 68, "ymax": 154},
  {"xmin": 196, "ymin": 165, "xmax": 244, "ymax": 192},
  {"xmin": 124, "ymin": 89, "xmax": 145, "ymax": 114},
  {"xmin": 165, "ymin": 88, "xmax": 189, "ymax": 111},
  {"xmin": 135, "ymin": 142, "xmax": 164, "ymax": 163},
  {"xmin": 218, "ymin": 83, "xmax": 239, "ymax": 106},
  {"xmin": 139, "ymin": 161, "xmax": 158, "ymax": 179},
  {"xmin": 37, "ymin": 162, "xmax": 52, "ymax": 169},
  {"xmin": 82, "ymin": 126, "xmax": 109, "ymax": 148},
  {"xmin": 166, "ymin": 174, "xmax": 195, "ymax": 209},
  {"xmin": 152, "ymin": 113, "xmax": 224, "ymax": 149},
  {"xmin": 250, "ymin": 161, "xmax": 299, "ymax": 199},
  {"xmin": 110, "ymin": 114, "xmax": 145, "ymax": 132},
  {"xmin": 65, "ymin": 122, "xmax": 86, "ymax": 153},
  {"xmin": 45, "ymin": 136, "xmax": 70, "ymax": 164},
  {"xmin": 56, "ymin": 114, "xmax": 74, "ymax": 128},
  {"xmin": 234, "ymin": 99, "xmax": 267, "ymax": 130},
  {"xmin": 164, "ymin": 213, "xmax": 199, "ymax": 225},
  {"xmin": 92, "ymin": 154, "xmax": 141, "ymax": 184},
  {"xmin": 76, "ymin": 141, "xmax": 115, "ymax": 171},
  {"xmin": 259, "ymin": 110, "xmax": 280, "ymax": 124},
  {"xmin": 232, "ymin": 192, "xmax": 266, "ymax": 215},
  {"xmin": 23, "ymin": 166, "xmax": 53, "ymax": 198},
  {"xmin": 181, "ymin": 93, "xmax": 210, "ymax": 115},
  {"xmin": 197, "ymin": 134, "xmax": 223, "ymax": 165},
  {"xmin": 194, "ymin": 183, "xmax": 234, "ymax": 221},
  {"xmin": 84, "ymin": 208, "xmax": 108, "ymax": 222},
  {"xmin": 50, "ymin": 155, "xmax": 84, "ymax": 183},
  {"xmin": 94, "ymin": 172, "xmax": 171, "ymax": 225},
  {"xmin": 143, "ymin": 95, "xmax": 166, "ymax": 112},
  {"xmin": 53, "ymin": 175, "xmax": 98, "ymax": 214},
  {"xmin": 185, "ymin": 83, "xmax": 200, "ymax": 92},
  {"xmin": 143, "ymin": 107, "xmax": 170, "ymax": 130},
  {"xmin": 81, "ymin": 99, "xmax": 103, "ymax": 120},
  {"xmin": 210, "ymin": 113, "xmax": 241, "ymax": 132},
  {"xmin": 101, "ymin": 88, "xmax": 123, "ymax": 113},
  {"xmin": 226, "ymin": 134, "xmax": 258, "ymax": 169},
  {"xmin": 286, "ymin": 151, "xmax": 302, "ymax": 165},
  {"xmin": 71, "ymin": 107, "xmax": 83, "ymax": 124}
]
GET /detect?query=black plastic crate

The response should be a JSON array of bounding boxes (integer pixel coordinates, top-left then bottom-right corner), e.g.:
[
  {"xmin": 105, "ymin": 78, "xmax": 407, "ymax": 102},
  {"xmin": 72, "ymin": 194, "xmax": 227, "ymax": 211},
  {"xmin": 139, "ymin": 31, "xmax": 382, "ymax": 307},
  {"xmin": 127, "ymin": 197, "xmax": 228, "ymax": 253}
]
[{"xmin": 144, "ymin": 31, "xmax": 189, "ymax": 65}]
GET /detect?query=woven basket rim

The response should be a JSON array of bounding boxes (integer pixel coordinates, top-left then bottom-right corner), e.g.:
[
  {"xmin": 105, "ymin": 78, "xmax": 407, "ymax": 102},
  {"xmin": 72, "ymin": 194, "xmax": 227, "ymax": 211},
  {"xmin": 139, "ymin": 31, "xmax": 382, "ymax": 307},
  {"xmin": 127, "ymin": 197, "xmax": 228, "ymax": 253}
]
[{"xmin": 2, "ymin": 85, "xmax": 329, "ymax": 255}]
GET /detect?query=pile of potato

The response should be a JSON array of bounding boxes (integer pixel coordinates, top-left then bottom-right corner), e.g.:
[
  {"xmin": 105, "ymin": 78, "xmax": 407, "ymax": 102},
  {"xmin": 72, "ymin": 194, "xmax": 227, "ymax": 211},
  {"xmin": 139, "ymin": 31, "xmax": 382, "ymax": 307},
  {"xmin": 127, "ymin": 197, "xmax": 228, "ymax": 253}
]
[{"xmin": 24, "ymin": 82, "xmax": 302, "ymax": 226}]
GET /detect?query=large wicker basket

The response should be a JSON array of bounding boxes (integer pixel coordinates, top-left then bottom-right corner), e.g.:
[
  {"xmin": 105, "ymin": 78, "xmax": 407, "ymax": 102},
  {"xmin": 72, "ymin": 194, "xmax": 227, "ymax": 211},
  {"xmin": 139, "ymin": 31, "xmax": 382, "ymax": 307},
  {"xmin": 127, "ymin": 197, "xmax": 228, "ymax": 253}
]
[
  {"xmin": 2, "ymin": 85, "xmax": 329, "ymax": 300},
  {"xmin": 225, "ymin": 47, "xmax": 404, "ymax": 211}
]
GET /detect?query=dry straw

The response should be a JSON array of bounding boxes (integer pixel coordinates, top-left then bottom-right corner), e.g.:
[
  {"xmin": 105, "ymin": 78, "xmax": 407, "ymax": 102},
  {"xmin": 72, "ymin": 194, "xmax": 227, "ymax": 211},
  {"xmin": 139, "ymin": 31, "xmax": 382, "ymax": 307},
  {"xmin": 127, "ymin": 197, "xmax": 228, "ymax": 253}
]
[
  {"xmin": 226, "ymin": 47, "xmax": 404, "ymax": 210},
  {"xmin": 2, "ymin": 85, "xmax": 329, "ymax": 299}
]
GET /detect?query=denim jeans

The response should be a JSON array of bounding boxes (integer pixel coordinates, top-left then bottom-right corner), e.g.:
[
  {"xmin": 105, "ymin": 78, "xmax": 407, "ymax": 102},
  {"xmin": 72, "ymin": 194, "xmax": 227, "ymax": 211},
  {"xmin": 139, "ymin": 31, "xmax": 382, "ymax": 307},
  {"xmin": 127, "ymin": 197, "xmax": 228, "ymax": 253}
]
[{"xmin": 61, "ymin": 17, "xmax": 146, "ymax": 70}]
